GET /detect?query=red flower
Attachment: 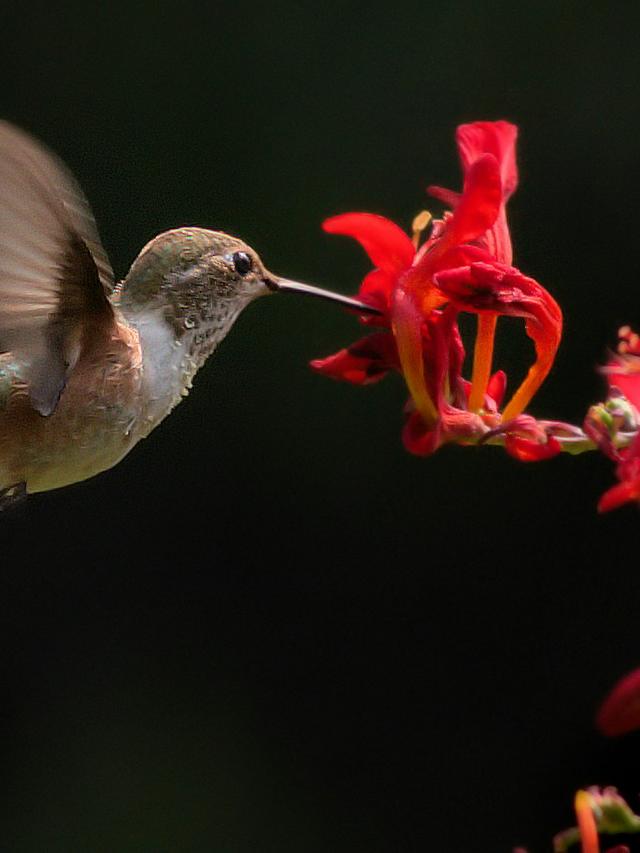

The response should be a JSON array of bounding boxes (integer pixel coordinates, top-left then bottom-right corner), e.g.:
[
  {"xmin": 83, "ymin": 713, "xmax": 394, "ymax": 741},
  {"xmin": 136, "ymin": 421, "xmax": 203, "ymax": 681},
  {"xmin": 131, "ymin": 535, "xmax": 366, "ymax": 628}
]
[
  {"xmin": 605, "ymin": 326, "xmax": 640, "ymax": 410},
  {"xmin": 597, "ymin": 433, "xmax": 640, "ymax": 512},
  {"xmin": 596, "ymin": 668, "xmax": 640, "ymax": 736},
  {"xmin": 594, "ymin": 327, "xmax": 640, "ymax": 512},
  {"xmin": 312, "ymin": 121, "xmax": 563, "ymax": 458},
  {"xmin": 552, "ymin": 788, "xmax": 640, "ymax": 853}
]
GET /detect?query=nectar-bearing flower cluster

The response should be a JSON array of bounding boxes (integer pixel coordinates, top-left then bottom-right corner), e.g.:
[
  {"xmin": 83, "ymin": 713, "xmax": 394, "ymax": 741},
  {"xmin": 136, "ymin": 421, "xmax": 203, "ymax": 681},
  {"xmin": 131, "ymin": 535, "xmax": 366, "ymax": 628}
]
[
  {"xmin": 312, "ymin": 121, "xmax": 564, "ymax": 459},
  {"xmin": 311, "ymin": 120, "xmax": 640, "ymax": 511}
]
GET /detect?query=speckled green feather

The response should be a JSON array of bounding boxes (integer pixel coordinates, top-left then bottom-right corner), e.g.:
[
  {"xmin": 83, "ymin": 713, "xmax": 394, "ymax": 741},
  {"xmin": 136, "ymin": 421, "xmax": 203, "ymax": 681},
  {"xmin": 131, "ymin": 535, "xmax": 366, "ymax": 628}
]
[{"xmin": 115, "ymin": 228, "xmax": 263, "ymax": 312}]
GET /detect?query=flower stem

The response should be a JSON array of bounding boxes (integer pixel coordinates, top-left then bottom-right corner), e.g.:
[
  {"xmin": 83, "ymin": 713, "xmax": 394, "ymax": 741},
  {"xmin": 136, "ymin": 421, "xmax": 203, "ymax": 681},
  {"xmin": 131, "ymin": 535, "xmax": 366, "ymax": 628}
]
[{"xmin": 483, "ymin": 429, "xmax": 636, "ymax": 455}]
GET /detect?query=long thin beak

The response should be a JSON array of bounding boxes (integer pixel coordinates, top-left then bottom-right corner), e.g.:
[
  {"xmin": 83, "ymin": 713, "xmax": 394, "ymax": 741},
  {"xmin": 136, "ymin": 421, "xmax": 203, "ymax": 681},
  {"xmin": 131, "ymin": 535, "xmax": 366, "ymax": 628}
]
[{"xmin": 266, "ymin": 276, "xmax": 383, "ymax": 317}]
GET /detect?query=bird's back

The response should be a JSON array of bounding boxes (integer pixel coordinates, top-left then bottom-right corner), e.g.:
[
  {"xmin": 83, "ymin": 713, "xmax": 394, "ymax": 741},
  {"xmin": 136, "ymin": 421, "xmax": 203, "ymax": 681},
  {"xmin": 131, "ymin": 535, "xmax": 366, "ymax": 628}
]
[{"xmin": 0, "ymin": 317, "xmax": 144, "ymax": 494}]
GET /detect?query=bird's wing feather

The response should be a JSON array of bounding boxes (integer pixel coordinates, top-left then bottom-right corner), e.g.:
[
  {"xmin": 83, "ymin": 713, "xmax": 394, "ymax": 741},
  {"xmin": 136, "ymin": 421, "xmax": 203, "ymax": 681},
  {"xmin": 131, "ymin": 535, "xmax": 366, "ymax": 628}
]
[{"xmin": 0, "ymin": 120, "xmax": 115, "ymax": 415}]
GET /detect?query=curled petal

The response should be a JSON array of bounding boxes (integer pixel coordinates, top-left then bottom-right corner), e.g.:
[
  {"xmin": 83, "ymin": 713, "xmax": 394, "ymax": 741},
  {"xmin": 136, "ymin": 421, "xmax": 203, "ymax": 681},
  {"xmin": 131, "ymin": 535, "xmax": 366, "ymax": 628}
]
[
  {"xmin": 402, "ymin": 410, "xmax": 443, "ymax": 456},
  {"xmin": 598, "ymin": 475, "xmax": 640, "ymax": 513},
  {"xmin": 596, "ymin": 668, "xmax": 640, "ymax": 735},
  {"xmin": 505, "ymin": 433, "xmax": 562, "ymax": 462},
  {"xmin": 408, "ymin": 243, "xmax": 494, "ymax": 312},
  {"xmin": 486, "ymin": 414, "xmax": 563, "ymax": 461},
  {"xmin": 434, "ymin": 262, "xmax": 562, "ymax": 421},
  {"xmin": 457, "ymin": 121, "xmax": 518, "ymax": 264},
  {"xmin": 310, "ymin": 332, "xmax": 398, "ymax": 385},
  {"xmin": 430, "ymin": 123, "xmax": 518, "ymax": 263},
  {"xmin": 456, "ymin": 120, "xmax": 518, "ymax": 199},
  {"xmin": 435, "ymin": 261, "xmax": 542, "ymax": 315},
  {"xmin": 323, "ymin": 213, "xmax": 415, "ymax": 275}
]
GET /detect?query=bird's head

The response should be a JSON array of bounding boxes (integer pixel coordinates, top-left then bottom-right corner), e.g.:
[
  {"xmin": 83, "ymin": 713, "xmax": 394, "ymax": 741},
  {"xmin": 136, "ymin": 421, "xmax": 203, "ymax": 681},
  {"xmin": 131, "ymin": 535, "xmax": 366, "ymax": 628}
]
[{"xmin": 116, "ymin": 227, "xmax": 380, "ymax": 334}]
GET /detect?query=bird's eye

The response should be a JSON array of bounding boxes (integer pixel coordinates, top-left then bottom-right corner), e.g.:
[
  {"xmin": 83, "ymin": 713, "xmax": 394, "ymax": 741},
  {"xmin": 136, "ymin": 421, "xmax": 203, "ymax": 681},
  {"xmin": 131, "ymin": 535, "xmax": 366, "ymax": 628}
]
[{"xmin": 231, "ymin": 251, "xmax": 252, "ymax": 276}]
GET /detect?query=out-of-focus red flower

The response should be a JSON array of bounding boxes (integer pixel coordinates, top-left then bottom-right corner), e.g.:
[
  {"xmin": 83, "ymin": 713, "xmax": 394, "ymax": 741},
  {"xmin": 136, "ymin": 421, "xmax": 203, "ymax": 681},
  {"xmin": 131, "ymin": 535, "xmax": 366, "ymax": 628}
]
[
  {"xmin": 597, "ymin": 434, "xmax": 640, "ymax": 512},
  {"xmin": 594, "ymin": 328, "xmax": 640, "ymax": 512},
  {"xmin": 553, "ymin": 788, "xmax": 640, "ymax": 853},
  {"xmin": 575, "ymin": 790, "xmax": 601, "ymax": 853},
  {"xmin": 312, "ymin": 121, "xmax": 563, "ymax": 458},
  {"xmin": 596, "ymin": 668, "xmax": 640, "ymax": 736},
  {"xmin": 605, "ymin": 326, "xmax": 640, "ymax": 409}
]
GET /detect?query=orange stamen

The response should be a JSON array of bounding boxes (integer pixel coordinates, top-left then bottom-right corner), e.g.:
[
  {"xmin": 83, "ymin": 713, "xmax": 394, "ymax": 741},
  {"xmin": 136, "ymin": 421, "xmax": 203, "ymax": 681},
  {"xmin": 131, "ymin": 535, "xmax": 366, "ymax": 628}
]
[
  {"xmin": 392, "ymin": 289, "xmax": 439, "ymax": 427},
  {"xmin": 411, "ymin": 210, "xmax": 432, "ymax": 249},
  {"xmin": 574, "ymin": 790, "xmax": 600, "ymax": 853},
  {"xmin": 469, "ymin": 313, "xmax": 497, "ymax": 412}
]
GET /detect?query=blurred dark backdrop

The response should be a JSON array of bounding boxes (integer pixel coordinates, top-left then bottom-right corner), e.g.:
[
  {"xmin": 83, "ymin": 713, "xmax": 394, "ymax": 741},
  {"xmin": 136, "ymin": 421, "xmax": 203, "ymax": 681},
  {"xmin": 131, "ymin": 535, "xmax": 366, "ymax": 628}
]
[{"xmin": 2, "ymin": 2, "xmax": 640, "ymax": 851}]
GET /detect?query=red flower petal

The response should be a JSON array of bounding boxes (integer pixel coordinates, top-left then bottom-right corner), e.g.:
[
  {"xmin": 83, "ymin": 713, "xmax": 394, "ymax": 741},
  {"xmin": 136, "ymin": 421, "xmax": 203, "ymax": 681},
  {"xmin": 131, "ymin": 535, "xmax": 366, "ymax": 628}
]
[
  {"xmin": 486, "ymin": 206, "xmax": 513, "ymax": 266},
  {"xmin": 438, "ymin": 154, "xmax": 503, "ymax": 252},
  {"xmin": 487, "ymin": 369, "xmax": 507, "ymax": 409},
  {"xmin": 606, "ymin": 364, "xmax": 640, "ymax": 411},
  {"xmin": 596, "ymin": 668, "xmax": 640, "ymax": 736},
  {"xmin": 434, "ymin": 262, "xmax": 562, "ymax": 421},
  {"xmin": 401, "ymin": 410, "xmax": 442, "ymax": 456},
  {"xmin": 427, "ymin": 184, "xmax": 461, "ymax": 209},
  {"xmin": 456, "ymin": 122, "xmax": 518, "ymax": 264},
  {"xmin": 309, "ymin": 332, "xmax": 398, "ymax": 385},
  {"xmin": 598, "ymin": 433, "xmax": 640, "ymax": 512},
  {"xmin": 456, "ymin": 121, "xmax": 518, "ymax": 199},
  {"xmin": 597, "ymin": 475, "xmax": 640, "ymax": 513},
  {"xmin": 323, "ymin": 213, "xmax": 415, "ymax": 275},
  {"xmin": 358, "ymin": 269, "xmax": 395, "ymax": 324},
  {"xmin": 504, "ymin": 434, "xmax": 562, "ymax": 462}
]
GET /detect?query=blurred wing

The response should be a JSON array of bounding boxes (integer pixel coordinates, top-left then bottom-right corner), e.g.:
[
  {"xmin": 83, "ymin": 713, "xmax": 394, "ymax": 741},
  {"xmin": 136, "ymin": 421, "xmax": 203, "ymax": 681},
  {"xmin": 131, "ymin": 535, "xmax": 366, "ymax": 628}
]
[{"xmin": 0, "ymin": 121, "xmax": 115, "ymax": 415}]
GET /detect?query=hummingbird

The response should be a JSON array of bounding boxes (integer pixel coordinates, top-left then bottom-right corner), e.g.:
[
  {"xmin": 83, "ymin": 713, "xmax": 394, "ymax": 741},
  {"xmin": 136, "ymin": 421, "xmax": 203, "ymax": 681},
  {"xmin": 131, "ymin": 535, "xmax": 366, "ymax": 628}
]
[{"xmin": 0, "ymin": 121, "xmax": 379, "ymax": 505}]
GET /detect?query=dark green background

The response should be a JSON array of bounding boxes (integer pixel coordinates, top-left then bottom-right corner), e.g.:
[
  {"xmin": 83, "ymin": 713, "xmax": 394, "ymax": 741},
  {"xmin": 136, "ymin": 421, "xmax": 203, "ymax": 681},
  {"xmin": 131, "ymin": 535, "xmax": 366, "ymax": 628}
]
[{"xmin": 2, "ymin": 2, "xmax": 640, "ymax": 851}]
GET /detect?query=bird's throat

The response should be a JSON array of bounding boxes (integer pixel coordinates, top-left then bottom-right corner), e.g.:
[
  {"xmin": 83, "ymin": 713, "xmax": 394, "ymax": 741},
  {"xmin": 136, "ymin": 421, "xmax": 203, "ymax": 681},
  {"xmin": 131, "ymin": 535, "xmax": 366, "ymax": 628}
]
[{"xmin": 123, "ymin": 300, "xmax": 248, "ymax": 432}]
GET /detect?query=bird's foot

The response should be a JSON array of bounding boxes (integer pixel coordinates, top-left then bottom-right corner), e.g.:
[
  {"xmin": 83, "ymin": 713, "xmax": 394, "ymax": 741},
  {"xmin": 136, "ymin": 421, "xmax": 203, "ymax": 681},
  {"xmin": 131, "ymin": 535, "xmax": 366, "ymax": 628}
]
[{"xmin": 0, "ymin": 482, "xmax": 27, "ymax": 511}]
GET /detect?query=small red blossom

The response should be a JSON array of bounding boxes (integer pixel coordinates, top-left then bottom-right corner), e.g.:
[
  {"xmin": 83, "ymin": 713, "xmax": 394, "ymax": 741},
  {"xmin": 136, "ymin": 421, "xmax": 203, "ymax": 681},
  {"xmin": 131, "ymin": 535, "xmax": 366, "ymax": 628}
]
[
  {"xmin": 504, "ymin": 433, "xmax": 562, "ymax": 463},
  {"xmin": 597, "ymin": 434, "xmax": 640, "ymax": 512},
  {"xmin": 593, "ymin": 327, "xmax": 640, "ymax": 512},
  {"xmin": 312, "ymin": 120, "xmax": 563, "ymax": 458},
  {"xmin": 604, "ymin": 326, "xmax": 640, "ymax": 410},
  {"xmin": 596, "ymin": 668, "xmax": 640, "ymax": 736}
]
